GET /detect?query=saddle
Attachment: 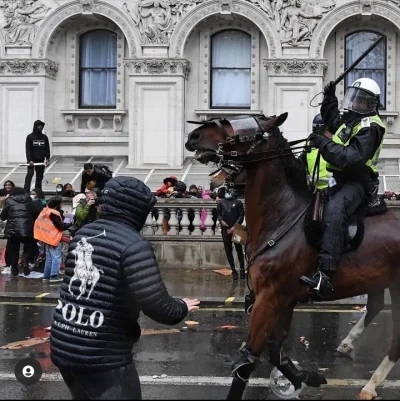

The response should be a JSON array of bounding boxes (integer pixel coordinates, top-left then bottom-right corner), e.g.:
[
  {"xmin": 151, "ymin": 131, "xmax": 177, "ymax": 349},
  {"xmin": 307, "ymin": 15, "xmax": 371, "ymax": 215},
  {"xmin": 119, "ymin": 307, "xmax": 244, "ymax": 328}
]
[{"xmin": 304, "ymin": 192, "xmax": 387, "ymax": 252}]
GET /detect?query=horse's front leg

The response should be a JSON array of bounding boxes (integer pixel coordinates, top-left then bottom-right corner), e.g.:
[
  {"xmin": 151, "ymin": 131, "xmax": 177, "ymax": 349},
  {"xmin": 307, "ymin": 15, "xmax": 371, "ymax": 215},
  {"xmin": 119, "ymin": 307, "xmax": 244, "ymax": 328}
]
[
  {"xmin": 268, "ymin": 305, "xmax": 327, "ymax": 391},
  {"xmin": 227, "ymin": 282, "xmax": 281, "ymax": 400}
]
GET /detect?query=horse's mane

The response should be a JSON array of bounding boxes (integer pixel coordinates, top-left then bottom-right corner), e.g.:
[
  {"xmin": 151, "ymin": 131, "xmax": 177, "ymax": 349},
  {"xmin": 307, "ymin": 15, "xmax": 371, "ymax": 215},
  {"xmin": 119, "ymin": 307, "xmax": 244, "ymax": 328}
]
[{"xmin": 258, "ymin": 118, "xmax": 309, "ymax": 194}]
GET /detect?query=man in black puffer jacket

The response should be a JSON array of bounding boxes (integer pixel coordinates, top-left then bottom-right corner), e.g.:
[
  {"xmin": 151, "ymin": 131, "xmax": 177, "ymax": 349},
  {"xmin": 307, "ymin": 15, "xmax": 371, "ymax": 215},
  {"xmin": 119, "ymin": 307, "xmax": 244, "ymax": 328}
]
[
  {"xmin": 50, "ymin": 176, "xmax": 199, "ymax": 400},
  {"xmin": 0, "ymin": 187, "xmax": 35, "ymax": 276}
]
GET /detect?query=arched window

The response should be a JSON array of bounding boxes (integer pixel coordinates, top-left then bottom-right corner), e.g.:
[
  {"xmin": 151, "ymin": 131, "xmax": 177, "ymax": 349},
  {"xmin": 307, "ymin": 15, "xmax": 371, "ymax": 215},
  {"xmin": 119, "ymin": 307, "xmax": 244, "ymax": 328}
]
[
  {"xmin": 79, "ymin": 30, "xmax": 117, "ymax": 108},
  {"xmin": 345, "ymin": 31, "xmax": 386, "ymax": 107},
  {"xmin": 211, "ymin": 30, "xmax": 251, "ymax": 108}
]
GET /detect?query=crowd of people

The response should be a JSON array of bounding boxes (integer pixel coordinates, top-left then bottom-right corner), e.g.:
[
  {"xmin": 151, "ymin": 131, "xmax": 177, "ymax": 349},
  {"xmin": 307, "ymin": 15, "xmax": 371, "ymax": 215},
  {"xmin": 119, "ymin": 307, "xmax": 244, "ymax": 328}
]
[{"xmin": 0, "ymin": 161, "xmax": 113, "ymax": 282}]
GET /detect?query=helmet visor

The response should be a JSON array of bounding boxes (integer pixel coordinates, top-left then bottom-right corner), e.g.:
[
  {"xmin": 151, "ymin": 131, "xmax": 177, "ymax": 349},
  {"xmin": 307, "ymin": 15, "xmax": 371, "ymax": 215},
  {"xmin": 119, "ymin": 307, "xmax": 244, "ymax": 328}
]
[{"xmin": 341, "ymin": 87, "xmax": 379, "ymax": 115}]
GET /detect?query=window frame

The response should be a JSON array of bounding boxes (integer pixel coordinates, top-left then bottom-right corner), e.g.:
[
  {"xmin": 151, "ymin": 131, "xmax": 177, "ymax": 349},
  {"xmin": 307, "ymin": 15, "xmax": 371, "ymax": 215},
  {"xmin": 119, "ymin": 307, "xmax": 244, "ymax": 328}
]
[
  {"xmin": 78, "ymin": 29, "xmax": 118, "ymax": 109},
  {"xmin": 344, "ymin": 30, "xmax": 387, "ymax": 109},
  {"xmin": 210, "ymin": 29, "xmax": 252, "ymax": 110},
  {"xmin": 198, "ymin": 21, "xmax": 260, "ymax": 112}
]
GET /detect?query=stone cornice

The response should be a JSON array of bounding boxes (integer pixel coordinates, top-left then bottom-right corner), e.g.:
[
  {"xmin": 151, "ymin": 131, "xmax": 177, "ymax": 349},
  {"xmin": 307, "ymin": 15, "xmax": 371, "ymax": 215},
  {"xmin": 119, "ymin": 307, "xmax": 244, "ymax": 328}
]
[
  {"xmin": 124, "ymin": 59, "xmax": 191, "ymax": 79},
  {"xmin": 263, "ymin": 59, "xmax": 328, "ymax": 76},
  {"xmin": 0, "ymin": 59, "xmax": 58, "ymax": 79}
]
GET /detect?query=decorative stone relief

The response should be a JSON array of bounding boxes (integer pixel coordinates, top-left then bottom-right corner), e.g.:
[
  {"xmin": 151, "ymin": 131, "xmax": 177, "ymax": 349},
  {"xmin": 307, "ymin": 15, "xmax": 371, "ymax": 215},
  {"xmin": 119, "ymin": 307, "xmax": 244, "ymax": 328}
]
[
  {"xmin": 65, "ymin": 115, "xmax": 74, "ymax": 132},
  {"xmin": 80, "ymin": 0, "xmax": 94, "ymax": 14},
  {"xmin": 123, "ymin": 0, "xmax": 204, "ymax": 45},
  {"xmin": 263, "ymin": 59, "xmax": 328, "ymax": 76},
  {"xmin": 360, "ymin": 0, "xmax": 373, "ymax": 16},
  {"xmin": 0, "ymin": 58, "xmax": 58, "ymax": 78},
  {"xmin": 0, "ymin": 0, "xmax": 56, "ymax": 45},
  {"xmin": 124, "ymin": 58, "xmax": 191, "ymax": 78},
  {"xmin": 114, "ymin": 115, "xmax": 123, "ymax": 132},
  {"xmin": 125, "ymin": 0, "xmax": 335, "ymax": 47}
]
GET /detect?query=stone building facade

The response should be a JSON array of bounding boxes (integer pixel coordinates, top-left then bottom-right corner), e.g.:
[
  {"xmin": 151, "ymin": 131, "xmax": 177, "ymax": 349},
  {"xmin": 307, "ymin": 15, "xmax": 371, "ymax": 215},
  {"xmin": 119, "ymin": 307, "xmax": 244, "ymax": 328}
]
[{"xmin": 1, "ymin": 0, "xmax": 400, "ymax": 187}]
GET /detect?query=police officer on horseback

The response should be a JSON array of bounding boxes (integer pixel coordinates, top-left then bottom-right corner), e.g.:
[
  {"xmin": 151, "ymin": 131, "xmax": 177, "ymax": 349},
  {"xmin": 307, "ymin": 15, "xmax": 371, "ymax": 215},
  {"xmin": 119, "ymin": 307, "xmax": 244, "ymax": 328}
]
[{"xmin": 299, "ymin": 77, "xmax": 386, "ymax": 298}]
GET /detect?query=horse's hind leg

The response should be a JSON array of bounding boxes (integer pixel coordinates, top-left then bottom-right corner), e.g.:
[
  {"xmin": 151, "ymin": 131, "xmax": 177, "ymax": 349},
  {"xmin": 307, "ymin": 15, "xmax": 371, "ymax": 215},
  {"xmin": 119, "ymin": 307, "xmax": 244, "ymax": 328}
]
[
  {"xmin": 358, "ymin": 286, "xmax": 400, "ymax": 400},
  {"xmin": 337, "ymin": 290, "xmax": 384, "ymax": 356},
  {"xmin": 268, "ymin": 305, "xmax": 327, "ymax": 391}
]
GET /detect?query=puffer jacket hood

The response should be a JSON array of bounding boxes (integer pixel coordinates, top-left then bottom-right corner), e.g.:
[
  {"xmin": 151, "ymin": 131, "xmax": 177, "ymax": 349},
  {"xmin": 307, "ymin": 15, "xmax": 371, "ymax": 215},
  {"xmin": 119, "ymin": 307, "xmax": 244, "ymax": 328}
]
[
  {"xmin": 99, "ymin": 176, "xmax": 156, "ymax": 231},
  {"xmin": 32, "ymin": 120, "xmax": 45, "ymax": 135}
]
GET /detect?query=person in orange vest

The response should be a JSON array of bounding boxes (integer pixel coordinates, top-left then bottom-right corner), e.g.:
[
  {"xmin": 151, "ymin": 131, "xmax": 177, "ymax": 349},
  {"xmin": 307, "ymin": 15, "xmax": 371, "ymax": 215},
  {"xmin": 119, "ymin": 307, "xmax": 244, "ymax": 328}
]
[{"xmin": 34, "ymin": 197, "xmax": 70, "ymax": 284}]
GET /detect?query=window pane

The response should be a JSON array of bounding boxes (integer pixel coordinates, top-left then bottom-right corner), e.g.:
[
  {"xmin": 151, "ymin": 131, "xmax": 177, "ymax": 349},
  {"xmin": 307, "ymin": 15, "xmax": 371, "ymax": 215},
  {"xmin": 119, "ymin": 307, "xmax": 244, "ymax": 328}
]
[
  {"xmin": 212, "ymin": 69, "xmax": 250, "ymax": 108},
  {"xmin": 345, "ymin": 31, "xmax": 386, "ymax": 107},
  {"xmin": 80, "ymin": 30, "xmax": 117, "ymax": 107},
  {"xmin": 80, "ymin": 31, "xmax": 117, "ymax": 68},
  {"xmin": 212, "ymin": 30, "xmax": 251, "ymax": 68},
  {"xmin": 80, "ymin": 70, "xmax": 117, "ymax": 107},
  {"xmin": 346, "ymin": 32, "xmax": 385, "ymax": 69},
  {"xmin": 211, "ymin": 30, "xmax": 251, "ymax": 108}
]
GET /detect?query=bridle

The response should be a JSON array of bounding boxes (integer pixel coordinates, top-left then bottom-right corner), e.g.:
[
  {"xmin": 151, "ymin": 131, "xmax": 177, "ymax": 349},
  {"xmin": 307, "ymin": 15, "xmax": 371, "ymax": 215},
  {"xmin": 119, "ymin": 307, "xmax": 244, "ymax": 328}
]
[
  {"xmin": 208, "ymin": 115, "xmax": 310, "ymax": 192},
  {"xmin": 203, "ymin": 114, "xmax": 313, "ymax": 265}
]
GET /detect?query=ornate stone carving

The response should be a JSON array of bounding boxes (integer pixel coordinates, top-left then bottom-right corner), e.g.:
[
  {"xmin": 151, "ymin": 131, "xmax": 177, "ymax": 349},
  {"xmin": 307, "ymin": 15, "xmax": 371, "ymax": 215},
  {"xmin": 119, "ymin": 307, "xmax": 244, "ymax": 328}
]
[
  {"xmin": 123, "ymin": 0, "xmax": 205, "ymax": 45},
  {"xmin": 65, "ymin": 115, "xmax": 74, "ymax": 132},
  {"xmin": 219, "ymin": 0, "xmax": 233, "ymax": 14},
  {"xmin": 264, "ymin": 58, "xmax": 328, "ymax": 76},
  {"xmin": 311, "ymin": 1, "xmax": 400, "ymax": 58},
  {"xmin": 0, "ymin": 58, "xmax": 58, "ymax": 78},
  {"xmin": 125, "ymin": 58, "xmax": 191, "ymax": 78},
  {"xmin": 360, "ymin": 0, "xmax": 373, "ymax": 15},
  {"xmin": 114, "ymin": 115, "xmax": 123, "ymax": 132},
  {"xmin": 35, "ymin": 2, "xmax": 139, "ymax": 58},
  {"xmin": 233, "ymin": 0, "xmax": 334, "ymax": 47},
  {"xmin": 80, "ymin": 0, "xmax": 94, "ymax": 14},
  {"xmin": 0, "ymin": 0, "xmax": 54, "ymax": 46}
]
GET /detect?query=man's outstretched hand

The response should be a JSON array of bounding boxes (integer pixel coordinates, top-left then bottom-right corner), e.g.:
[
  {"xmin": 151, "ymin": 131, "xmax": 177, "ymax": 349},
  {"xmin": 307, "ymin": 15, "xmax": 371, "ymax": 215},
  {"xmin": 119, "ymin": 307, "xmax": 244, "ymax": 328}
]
[{"xmin": 182, "ymin": 298, "xmax": 200, "ymax": 312}]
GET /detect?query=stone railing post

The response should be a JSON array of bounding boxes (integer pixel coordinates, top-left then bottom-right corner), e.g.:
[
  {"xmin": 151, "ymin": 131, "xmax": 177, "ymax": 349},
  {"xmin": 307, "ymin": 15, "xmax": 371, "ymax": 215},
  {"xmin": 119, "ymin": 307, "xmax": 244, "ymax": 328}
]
[
  {"xmin": 143, "ymin": 211, "xmax": 154, "ymax": 236},
  {"xmin": 155, "ymin": 208, "xmax": 165, "ymax": 235},
  {"xmin": 180, "ymin": 208, "xmax": 190, "ymax": 235},
  {"xmin": 191, "ymin": 208, "xmax": 202, "ymax": 235},
  {"xmin": 203, "ymin": 208, "xmax": 215, "ymax": 236},
  {"xmin": 168, "ymin": 208, "xmax": 179, "ymax": 236}
]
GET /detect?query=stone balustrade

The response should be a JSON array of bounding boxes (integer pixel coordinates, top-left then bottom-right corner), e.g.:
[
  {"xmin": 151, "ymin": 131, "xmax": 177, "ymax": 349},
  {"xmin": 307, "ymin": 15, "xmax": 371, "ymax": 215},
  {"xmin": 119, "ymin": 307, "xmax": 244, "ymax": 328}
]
[{"xmin": 0, "ymin": 198, "xmax": 229, "ymax": 238}]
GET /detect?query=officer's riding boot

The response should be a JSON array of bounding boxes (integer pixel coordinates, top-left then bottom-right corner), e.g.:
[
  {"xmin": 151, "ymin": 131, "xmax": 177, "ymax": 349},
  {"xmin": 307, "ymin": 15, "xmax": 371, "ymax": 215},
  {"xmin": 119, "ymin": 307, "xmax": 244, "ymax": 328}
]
[
  {"xmin": 240, "ymin": 268, "xmax": 246, "ymax": 280},
  {"xmin": 298, "ymin": 269, "xmax": 334, "ymax": 299}
]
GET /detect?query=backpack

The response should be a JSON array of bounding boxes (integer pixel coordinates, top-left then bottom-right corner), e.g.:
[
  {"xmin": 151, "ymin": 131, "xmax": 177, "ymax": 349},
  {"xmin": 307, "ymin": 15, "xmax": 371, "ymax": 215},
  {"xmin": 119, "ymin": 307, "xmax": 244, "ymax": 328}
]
[{"xmin": 95, "ymin": 164, "xmax": 113, "ymax": 178}]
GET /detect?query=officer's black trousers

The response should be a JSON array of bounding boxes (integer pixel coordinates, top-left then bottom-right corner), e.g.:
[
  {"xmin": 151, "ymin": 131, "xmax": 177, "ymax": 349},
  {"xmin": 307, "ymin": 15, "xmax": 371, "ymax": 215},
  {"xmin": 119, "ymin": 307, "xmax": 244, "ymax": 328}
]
[{"xmin": 319, "ymin": 181, "xmax": 367, "ymax": 272}]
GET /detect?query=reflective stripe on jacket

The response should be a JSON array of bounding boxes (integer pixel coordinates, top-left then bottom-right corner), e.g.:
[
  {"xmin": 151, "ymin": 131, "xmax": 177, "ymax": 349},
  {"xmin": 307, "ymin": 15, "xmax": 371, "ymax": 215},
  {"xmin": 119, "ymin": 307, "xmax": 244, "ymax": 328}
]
[
  {"xmin": 327, "ymin": 115, "xmax": 386, "ymax": 173},
  {"xmin": 306, "ymin": 148, "xmax": 331, "ymax": 190},
  {"xmin": 34, "ymin": 207, "xmax": 62, "ymax": 246}
]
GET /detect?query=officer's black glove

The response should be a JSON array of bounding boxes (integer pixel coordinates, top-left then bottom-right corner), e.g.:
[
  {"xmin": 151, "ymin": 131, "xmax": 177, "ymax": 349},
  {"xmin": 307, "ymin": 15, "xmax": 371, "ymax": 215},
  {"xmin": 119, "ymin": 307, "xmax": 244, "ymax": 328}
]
[
  {"xmin": 313, "ymin": 133, "xmax": 330, "ymax": 148},
  {"xmin": 323, "ymin": 81, "xmax": 336, "ymax": 96}
]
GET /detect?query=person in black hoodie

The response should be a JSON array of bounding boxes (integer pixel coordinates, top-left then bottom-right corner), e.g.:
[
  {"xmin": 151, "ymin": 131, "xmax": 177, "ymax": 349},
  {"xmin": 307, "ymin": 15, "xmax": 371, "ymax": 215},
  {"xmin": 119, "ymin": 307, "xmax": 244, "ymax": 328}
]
[
  {"xmin": 24, "ymin": 120, "xmax": 50, "ymax": 191},
  {"xmin": 0, "ymin": 187, "xmax": 35, "ymax": 276},
  {"xmin": 217, "ymin": 188, "xmax": 245, "ymax": 280},
  {"xmin": 50, "ymin": 176, "xmax": 199, "ymax": 400}
]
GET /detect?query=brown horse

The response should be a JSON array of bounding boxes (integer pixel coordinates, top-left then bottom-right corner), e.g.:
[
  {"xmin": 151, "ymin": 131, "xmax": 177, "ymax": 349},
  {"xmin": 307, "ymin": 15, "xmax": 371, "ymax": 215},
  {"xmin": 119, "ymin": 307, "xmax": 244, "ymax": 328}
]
[{"xmin": 185, "ymin": 113, "xmax": 400, "ymax": 400}]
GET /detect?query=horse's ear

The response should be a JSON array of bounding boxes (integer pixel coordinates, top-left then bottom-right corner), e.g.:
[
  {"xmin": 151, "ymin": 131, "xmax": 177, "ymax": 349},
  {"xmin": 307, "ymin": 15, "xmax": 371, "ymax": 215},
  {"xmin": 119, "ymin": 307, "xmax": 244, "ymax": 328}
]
[{"xmin": 276, "ymin": 112, "xmax": 288, "ymax": 127}]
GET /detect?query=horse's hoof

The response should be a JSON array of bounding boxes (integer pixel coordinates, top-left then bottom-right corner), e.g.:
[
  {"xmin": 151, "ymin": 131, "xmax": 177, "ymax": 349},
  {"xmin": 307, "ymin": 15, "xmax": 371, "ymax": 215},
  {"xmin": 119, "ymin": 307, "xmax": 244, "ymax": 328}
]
[
  {"xmin": 337, "ymin": 342, "xmax": 354, "ymax": 355},
  {"xmin": 358, "ymin": 389, "xmax": 377, "ymax": 400}
]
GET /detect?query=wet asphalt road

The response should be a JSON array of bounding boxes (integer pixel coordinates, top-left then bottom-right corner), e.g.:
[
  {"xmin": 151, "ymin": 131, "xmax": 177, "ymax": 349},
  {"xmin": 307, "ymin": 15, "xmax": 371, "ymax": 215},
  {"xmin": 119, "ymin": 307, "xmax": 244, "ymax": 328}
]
[{"xmin": 0, "ymin": 302, "xmax": 399, "ymax": 400}]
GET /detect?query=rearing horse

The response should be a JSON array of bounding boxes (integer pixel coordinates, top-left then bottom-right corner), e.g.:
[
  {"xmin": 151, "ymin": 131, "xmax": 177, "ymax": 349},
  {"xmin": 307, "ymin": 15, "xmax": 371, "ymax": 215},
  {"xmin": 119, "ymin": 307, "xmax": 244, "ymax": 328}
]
[{"xmin": 185, "ymin": 113, "xmax": 400, "ymax": 400}]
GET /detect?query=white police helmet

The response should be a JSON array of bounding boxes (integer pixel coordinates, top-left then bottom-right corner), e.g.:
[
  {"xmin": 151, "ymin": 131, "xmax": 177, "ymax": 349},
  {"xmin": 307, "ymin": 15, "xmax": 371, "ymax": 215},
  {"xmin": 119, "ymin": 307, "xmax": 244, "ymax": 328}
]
[{"xmin": 341, "ymin": 78, "xmax": 381, "ymax": 115}]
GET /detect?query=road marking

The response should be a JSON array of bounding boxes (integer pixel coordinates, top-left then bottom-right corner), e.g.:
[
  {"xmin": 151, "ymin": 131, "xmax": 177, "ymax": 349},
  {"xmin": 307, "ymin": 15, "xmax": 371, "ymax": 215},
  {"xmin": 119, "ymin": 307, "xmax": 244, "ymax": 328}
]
[
  {"xmin": 0, "ymin": 373, "xmax": 399, "ymax": 388},
  {"xmin": 35, "ymin": 293, "xmax": 50, "ymax": 301},
  {"xmin": 225, "ymin": 297, "xmax": 235, "ymax": 305}
]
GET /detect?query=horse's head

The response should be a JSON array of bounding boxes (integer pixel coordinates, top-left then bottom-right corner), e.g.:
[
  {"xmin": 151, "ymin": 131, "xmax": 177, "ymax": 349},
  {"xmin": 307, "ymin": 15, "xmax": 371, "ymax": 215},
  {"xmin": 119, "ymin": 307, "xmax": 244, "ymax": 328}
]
[{"xmin": 185, "ymin": 113, "xmax": 288, "ymax": 165}]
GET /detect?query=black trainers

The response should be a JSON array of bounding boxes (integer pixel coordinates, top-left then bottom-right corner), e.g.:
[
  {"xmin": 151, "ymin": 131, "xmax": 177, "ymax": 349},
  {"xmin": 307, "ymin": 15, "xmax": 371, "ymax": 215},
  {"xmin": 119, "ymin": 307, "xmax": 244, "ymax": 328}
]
[{"xmin": 299, "ymin": 271, "xmax": 333, "ymax": 298}]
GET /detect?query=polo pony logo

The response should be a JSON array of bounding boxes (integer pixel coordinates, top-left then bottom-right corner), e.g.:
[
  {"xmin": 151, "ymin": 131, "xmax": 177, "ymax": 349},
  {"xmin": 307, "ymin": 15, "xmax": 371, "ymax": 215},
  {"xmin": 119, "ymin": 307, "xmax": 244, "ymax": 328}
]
[{"xmin": 68, "ymin": 230, "xmax": 106, "ymax": 300}]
